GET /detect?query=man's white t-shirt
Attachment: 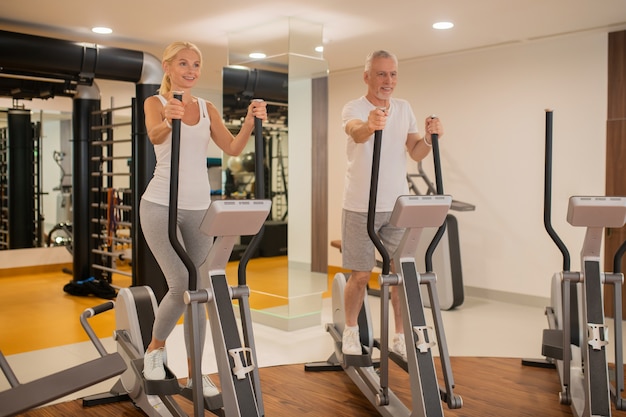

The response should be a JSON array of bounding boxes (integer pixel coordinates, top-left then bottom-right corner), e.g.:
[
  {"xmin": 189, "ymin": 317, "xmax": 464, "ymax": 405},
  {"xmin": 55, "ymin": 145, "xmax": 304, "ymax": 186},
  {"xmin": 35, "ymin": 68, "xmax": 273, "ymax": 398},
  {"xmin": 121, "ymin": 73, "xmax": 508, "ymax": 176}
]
[{"xmin": 341, "ymin": 96, "xmax": 418, "ymax": 212}]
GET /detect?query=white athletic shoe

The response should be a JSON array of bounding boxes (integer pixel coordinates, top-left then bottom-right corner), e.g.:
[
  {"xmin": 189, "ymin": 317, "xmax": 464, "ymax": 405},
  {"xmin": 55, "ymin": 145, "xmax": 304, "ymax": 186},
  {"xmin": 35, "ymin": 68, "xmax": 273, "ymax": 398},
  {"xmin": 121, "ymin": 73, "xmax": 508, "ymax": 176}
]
[
  {"xmin": 391, "ymin": 333, "xmax": 407, "ymax": 361},
  {"xmin": 186, "ymin": 375, "xmax": 220, "ymax": 397},
  {"xmin": 143, "ymin": 347, "xmax": 166, "ymax": 380},
  {"xmin": 342, "ymin": 326, "xmax": 362, "ymax": 355}
]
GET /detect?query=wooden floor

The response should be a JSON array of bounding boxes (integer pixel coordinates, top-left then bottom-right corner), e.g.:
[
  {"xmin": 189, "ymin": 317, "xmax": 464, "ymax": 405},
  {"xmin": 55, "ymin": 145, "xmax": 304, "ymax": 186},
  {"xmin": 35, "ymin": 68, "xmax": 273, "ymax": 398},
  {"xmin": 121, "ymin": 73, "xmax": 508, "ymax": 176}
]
[{"xmin": 15, "ymin": 357, "xmax": 626, "ymax": 416}]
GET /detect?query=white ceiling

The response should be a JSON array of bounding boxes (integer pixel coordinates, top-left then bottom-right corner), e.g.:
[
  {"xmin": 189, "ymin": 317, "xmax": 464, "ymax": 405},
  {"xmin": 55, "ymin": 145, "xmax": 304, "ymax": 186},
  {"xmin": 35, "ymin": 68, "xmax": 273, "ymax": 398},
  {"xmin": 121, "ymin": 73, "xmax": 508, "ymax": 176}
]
[{"xmin": 1, "ymin": 0, "xmax": 626, "ymax": 91}]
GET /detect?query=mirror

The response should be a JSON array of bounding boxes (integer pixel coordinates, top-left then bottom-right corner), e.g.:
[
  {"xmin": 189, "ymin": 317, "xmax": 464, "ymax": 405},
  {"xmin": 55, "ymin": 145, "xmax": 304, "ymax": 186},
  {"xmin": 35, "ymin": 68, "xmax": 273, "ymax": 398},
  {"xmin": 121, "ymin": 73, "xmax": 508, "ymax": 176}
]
[
  {"xmin": 0, "ymin": 107, "xmax": 73, "ymax": 249},
  {"xmin": 223, "ymin": 17, "xmax": 328, "ymax": 330},
  {"xmin": 0, "ymin": 103, "xmax": 133, "ymax": 255},
  {"xmin": 222, "ymin": 66, "xmax": 289, "ymax": 219}
]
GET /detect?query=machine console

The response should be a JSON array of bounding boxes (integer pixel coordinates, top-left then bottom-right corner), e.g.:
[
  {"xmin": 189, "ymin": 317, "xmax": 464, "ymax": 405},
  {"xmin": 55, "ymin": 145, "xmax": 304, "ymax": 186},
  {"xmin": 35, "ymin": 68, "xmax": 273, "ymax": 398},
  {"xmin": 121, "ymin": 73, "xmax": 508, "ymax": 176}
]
[
  {"xmin": 566, "ymin": 196, "xmax": 626, "ymax": 228},
  {"xmin": 200, "ymin": 200, "xmax": 271, "ymax": 237},
  {"xmin": 389, "ymin": 195, "xmax": 452, "ymax": 228}
]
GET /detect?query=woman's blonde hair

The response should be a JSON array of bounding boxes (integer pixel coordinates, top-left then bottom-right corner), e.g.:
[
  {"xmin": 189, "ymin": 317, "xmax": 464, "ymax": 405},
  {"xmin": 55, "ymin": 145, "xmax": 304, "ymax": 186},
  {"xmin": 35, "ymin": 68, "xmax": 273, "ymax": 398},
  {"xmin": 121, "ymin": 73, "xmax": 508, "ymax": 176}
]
[{"xmin": 158, "ymin": 41, "xmax": 203, "ymax": 95}]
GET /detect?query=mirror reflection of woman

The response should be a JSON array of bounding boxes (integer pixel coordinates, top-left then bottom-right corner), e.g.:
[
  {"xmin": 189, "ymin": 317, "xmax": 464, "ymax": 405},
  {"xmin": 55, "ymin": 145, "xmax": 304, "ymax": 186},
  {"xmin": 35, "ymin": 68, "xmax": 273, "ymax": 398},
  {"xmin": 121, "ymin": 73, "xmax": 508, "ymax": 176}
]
[{"xmin": 141, "ymin": 41, "xmax": 267, "ymax": 396}]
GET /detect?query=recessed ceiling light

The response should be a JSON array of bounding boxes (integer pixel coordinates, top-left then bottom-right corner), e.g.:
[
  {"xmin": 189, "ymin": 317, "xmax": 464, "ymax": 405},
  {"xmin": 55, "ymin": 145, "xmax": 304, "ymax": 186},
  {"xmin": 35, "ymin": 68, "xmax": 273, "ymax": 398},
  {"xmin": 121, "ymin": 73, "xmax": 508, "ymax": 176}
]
[
  {"xmin": 433, "ymin": 22, "xmax": 454, "ymax": 30},
  {"xmin": 92, "ymin": 26, "xmax": 113, "ymax": 34},
  {"xmin": 315, "ymin": 46, "xmax": 324, "ymax": 53},
  {"xmin": 249, "ymin": 52, "xmax": 266, "ymax": 59}
]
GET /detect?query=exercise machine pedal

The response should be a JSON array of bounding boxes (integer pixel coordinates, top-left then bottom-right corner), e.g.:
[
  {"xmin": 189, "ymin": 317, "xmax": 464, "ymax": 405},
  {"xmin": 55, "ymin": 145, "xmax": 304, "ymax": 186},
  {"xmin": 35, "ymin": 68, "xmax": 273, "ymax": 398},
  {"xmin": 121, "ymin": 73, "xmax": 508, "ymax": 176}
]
[
  {"xmin": 541, "ymin": 328, "xmax": 564, "ymax": 360},
  {"xmin": 325, "ymin": 324, "xmax": 375, "ymax": 369},
  {"xmin": 131, "ymin": 358, "xmax": 183, "ymax": 397},
  {"xmin": 388, "ymin": 351, "xmax": 408, "ymax": 373},
  {"xmin": 179, "ymin": 387, "xmax": 224, "ymax": 414}
]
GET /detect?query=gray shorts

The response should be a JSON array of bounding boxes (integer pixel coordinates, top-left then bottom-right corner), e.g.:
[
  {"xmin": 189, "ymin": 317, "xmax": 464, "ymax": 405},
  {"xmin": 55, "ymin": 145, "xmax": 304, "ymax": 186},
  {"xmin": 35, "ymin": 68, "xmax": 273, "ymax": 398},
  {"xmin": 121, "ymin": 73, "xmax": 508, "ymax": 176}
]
[{"xmin": 341, "ymin": 209, "xmax": 404, "ymax": 272}]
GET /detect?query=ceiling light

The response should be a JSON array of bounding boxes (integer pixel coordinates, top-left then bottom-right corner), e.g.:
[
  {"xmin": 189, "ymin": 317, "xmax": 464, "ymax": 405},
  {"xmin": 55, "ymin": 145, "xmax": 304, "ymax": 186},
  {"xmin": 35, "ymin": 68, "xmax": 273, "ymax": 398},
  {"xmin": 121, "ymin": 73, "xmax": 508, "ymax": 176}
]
[
  {"xmin": 433, "ymin": 21, "xmax": 454, "ymax": 30},
  {"xmin": 249, "ymin": 52, "xmax": 266, "ymax": 59},
  {"xmin": 92, "ymin": 27, "xmax": 113, "ymax": 34},
  {"xmin": 315, "ymin": 46, "xmax": 324, "ymax": 53}
]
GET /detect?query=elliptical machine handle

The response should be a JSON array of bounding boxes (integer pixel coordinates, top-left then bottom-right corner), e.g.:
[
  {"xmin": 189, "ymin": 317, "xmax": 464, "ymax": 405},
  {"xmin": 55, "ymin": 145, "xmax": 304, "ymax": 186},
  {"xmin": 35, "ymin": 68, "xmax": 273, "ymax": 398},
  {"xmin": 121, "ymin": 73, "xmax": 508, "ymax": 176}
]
[
  {"xmin": 368, "ymin": 129, "xmax": 391, "ymax": 275},
  {"xmin": 238, "ymin": 101, "xmax": 267, "ymax": 286},
  {"xmin": 430, "ymin": 132, "xmax": 443, "ymax": 194},
  {"xmin": 80, "ymin": 301, "xmax": 115, "ymax": 357},
  {"xmin": 167, "ymin": 92, "xmax": 198, "ymax": 291},
  {"xmin": 253, "ymin": 114, "xmax": 266, "ymax": 200},
  {"xmin": 543, "ymin": 109, "xmax": 571, "ymax": 272},
  {"xmin": 425, "ymin": 117, "xmax": 447, "ymax": 272}
]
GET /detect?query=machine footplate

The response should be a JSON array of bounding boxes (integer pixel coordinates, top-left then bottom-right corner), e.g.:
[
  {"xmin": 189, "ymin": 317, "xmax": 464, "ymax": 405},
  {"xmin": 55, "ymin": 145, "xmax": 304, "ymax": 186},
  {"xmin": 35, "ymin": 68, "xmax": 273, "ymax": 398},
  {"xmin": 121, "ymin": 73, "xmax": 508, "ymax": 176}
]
[
  {"xmin": 343, "ymin": 352, "xmax": 374, "ymax": 368},
  {"xmin": 131, "ymin": 358, "xmax": 180, "ymax": 396},
  {"xmin": 541, "ymin": 329, "xmax": 564, "ymax": 360},
  {"xmin": 179, "ymin": 386, "xmax": 224, "ymax": 411}
]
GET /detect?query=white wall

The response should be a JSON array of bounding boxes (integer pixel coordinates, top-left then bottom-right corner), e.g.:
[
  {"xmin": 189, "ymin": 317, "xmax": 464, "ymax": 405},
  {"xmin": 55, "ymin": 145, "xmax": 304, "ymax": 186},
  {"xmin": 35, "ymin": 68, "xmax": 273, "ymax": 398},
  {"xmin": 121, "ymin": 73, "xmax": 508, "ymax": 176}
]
[{"xmin": 328, "ymin": 32, "xmax": 608, "ymax": 299}]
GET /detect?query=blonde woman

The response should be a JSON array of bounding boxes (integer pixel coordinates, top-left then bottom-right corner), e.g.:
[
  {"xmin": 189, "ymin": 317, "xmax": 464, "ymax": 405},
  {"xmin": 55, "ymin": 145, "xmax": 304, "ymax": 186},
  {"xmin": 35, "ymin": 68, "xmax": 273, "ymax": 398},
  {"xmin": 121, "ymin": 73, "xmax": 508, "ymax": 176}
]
[{"xmin": 140, "ymin": 41, "xmax": 267, "ymax": 396}]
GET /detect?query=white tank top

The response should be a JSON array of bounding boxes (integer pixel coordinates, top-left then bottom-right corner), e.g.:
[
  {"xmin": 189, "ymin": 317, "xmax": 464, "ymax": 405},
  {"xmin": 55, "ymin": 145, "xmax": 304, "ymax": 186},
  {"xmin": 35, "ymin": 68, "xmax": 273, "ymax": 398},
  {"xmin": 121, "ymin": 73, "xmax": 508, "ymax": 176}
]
[{"xmin": 141, "ymin": 95, "xmax": 212, "ymax": 210}]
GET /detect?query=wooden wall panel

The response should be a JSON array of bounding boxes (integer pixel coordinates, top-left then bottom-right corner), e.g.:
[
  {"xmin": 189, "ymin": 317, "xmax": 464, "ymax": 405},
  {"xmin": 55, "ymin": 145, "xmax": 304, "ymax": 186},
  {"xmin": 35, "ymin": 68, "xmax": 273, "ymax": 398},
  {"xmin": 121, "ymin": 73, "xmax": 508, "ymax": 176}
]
[
  {"xmin": 608, "ymin": 31, "xmax": 626, "ymax": 121},
  {"xmin": 311, "ymin": 76, "xmax": 328, "ymax": 273},
  {"xmin": 605, "ymin": 30, "xmax": 626, "ymax": 318}
]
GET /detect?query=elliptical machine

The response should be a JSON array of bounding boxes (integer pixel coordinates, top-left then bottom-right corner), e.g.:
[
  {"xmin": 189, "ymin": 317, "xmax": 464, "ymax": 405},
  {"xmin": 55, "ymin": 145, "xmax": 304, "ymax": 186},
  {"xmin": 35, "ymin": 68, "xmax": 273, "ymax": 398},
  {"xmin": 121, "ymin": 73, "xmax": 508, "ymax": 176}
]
[
  {"xmin": 522, "ymin": 109, "xmax": 626, "ymax": 417},
  {"xmin": 306, "ymin": 125, "xmax": 462, "ymax": 416},
  {"xmin": 83, "ymin": 94, "xmax": 271, "ymax": 417}
]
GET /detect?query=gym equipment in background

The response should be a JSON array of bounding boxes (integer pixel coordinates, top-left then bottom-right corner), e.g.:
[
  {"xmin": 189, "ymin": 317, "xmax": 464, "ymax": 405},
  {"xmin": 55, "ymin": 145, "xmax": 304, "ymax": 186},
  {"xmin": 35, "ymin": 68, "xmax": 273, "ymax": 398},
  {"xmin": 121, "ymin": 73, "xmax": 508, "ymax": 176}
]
[
  {"xmin": 522, "ymin": 109, "xmax": 626, "ymax": 417},
  {"xmin": 305, "ymin": 125, "xmax": 462, "ymax": 416},
  {"xmin": 407, "ymin": 161, "xmax": 474, "ymax": 310}
]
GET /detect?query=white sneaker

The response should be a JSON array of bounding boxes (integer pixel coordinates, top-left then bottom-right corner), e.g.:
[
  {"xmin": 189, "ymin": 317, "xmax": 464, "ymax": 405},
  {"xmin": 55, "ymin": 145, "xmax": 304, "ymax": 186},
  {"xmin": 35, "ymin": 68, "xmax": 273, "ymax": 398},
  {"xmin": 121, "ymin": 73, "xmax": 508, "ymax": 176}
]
[
  {"xmin": 143, "ymin": 347, "xmax": 166, "ymax": 380},
  {"xmin": 391, "ymin": 333, "xmax": 407, "ymax": 361},
  {"xmin": 186, "ymin": 375, "xmax": 220, "ymax": 397},
  {"xmin": 342, "ymin": 326, "xmax": 361, "ymax": 355}
]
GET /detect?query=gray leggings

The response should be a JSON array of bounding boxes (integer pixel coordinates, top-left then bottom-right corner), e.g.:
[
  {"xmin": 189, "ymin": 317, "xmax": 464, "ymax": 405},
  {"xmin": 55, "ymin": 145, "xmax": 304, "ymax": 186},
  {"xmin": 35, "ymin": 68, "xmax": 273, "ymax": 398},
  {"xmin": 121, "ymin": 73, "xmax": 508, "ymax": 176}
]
[{"xmin": 140, "ymin": 199, "xmax": 210, "ymax": 358}]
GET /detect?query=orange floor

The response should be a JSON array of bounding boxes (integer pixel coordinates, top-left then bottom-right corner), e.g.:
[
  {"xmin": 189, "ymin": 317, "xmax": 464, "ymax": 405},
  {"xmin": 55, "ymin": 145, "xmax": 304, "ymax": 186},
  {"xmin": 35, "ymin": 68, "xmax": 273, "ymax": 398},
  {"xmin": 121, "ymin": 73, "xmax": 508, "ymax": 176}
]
[{"xmin": 0, "ymin": 256, "xmax": 381, "ymax": 355}]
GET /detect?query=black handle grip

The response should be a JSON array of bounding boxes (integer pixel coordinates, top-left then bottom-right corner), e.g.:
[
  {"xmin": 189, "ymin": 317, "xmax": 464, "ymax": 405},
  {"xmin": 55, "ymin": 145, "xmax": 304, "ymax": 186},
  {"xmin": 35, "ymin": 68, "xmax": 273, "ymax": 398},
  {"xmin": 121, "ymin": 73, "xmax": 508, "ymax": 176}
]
[
  {"xmin": 368, "ymin": 129, "xmax": 391, "ymax": 275},
  {"xmin": 253, "ymin": 115, "xmax": 265, "ymax": 200},
  {"xmin": 168, "ymin": 92, "xmax": 198, "ymax": 291},
  {"xmin": 425, "ymin": 119, "xmax": 446, "ymax": 272},
  {"xmin": 431, "ymin": 133, "xmax": 443, "ymax": 194},
  {"xmin": 542, "ymin": 109, "xmax": 570, "ymax": 272},
  {"xmin": 85, "ymin": 301, "xmax": 115, "ymax": 317},
  {"xmin": 238, "ymin": 102, "xmax": 266, "ymax": 286}
]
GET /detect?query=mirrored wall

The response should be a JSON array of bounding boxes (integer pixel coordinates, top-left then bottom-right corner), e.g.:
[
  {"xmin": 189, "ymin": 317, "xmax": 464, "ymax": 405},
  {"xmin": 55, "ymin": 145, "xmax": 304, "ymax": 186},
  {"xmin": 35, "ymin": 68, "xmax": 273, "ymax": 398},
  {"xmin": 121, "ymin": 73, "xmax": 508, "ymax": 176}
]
[
  {"xmin": 223, "ymin": 17, "xmax": 328, "ymax": 330},
  {"xmin": 0, "ymin": 104, "xmax": 133, "ymax": 255},
  {"xmin": 0, "ymin": 107, "xmax": 72, "ymax": 249}
]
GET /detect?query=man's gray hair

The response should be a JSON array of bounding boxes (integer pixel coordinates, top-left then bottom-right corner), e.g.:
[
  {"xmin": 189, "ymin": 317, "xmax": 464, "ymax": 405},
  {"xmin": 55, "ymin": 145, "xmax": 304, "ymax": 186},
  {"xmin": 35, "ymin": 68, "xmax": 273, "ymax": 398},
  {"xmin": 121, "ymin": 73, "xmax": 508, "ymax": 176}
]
[{"xmin": 364, "ymin": 50, "xmax": 398, "ymax": 72}]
